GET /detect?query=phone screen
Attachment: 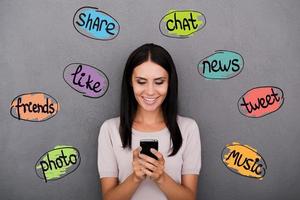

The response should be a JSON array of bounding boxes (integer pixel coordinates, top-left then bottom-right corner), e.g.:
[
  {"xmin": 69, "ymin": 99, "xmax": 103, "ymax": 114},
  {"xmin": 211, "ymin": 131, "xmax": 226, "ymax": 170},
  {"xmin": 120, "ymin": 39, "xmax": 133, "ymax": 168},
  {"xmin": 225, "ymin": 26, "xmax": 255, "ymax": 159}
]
[{"xmin": 140, "ymin": 139, "xmax": 159, "ymax": 160}]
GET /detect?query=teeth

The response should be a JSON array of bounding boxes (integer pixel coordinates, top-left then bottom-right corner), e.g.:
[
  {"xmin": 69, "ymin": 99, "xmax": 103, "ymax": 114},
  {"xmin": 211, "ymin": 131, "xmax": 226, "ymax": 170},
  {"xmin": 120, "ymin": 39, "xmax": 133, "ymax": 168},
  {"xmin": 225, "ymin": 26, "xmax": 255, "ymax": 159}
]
[
  {"xmin": 144, "ymin": 97, "xmax": 156, "ymax": 101},
  {"xmin": 143, "ymin": 97, "xmax": 157, "ymax": 105}
]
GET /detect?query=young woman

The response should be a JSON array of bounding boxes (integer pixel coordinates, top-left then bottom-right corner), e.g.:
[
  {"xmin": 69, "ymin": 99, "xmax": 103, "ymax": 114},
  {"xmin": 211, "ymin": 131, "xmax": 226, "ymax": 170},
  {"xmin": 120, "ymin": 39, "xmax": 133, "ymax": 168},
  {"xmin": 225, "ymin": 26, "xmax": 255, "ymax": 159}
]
[{"xmin": 98, "ymin": 43, "xmax": 201, "ymax": 200}]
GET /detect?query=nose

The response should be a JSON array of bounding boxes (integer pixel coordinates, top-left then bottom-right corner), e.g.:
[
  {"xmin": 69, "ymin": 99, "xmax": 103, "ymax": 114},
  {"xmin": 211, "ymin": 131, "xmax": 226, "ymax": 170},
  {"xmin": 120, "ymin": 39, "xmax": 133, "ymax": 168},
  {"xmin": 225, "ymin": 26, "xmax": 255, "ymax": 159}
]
[{"xmin": 145, "ymin": 83, "xmax": 155, "ymax": 95}]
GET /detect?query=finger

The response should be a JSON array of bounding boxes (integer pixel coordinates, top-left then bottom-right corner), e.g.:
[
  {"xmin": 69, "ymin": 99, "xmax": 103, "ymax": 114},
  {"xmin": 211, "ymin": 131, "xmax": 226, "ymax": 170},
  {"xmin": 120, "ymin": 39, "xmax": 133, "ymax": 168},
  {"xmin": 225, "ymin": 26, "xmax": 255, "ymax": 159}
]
[
  {"xmin": 138, "ymin": 167, "xmax": 146, "ymax": 175},
  {"xmin": 150, "ymin": 148, "xmax": 164, "ymax": 161},
  {"xmin": 134, "ymin": 165, "xmax": 146, "ymax": 177},
  {"xmin": 143, "ymin": 168, "xmax": 153, "ymax": 177},
  {"xmin": 133, "ymin": 146, "xmax": 142, "ymax": 159},
  {"xmin": 139, "ymin": 159, "xmax": 157, "ymax": 172},
  {"xmin": 139, "ymin": 154, "xmax": 159, "ymax": 166}
]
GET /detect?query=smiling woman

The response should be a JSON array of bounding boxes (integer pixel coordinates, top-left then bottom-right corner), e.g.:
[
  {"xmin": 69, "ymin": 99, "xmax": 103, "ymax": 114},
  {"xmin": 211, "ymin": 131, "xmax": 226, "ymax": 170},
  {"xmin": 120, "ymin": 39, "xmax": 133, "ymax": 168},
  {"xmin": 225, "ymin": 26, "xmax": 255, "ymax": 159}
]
[
  {"xmin": 131, "ymin": 60, "xmax": 169, "ymax": 113},
  {"xmin": 97, "ymin": 43, "xmax": 201, "ymax": 200}
]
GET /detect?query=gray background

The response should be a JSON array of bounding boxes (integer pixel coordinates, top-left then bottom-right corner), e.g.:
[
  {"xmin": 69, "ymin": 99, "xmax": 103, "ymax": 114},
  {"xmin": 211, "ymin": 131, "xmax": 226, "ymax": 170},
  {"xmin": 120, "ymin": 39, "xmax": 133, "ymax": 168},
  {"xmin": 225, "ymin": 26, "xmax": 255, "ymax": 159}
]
[{"xmin": 1, "ymin": 0, "xmax": 300, "ymax": 199}]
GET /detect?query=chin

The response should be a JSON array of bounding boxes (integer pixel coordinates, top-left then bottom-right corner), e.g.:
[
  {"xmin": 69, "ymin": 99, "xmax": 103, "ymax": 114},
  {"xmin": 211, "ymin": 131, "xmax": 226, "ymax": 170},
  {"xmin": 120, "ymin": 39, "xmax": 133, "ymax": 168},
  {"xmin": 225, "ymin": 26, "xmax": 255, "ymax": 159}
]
[
  {"xmin": 139, "ymin": 101, "xmax": 163, "ymax": 112},
  {"xmin": 143, "ymin": 107, "xmax": 160, "ymax": 112},
  {"xmin": 140, "ymin": 104, "xmax": 160, "ymax": 112}
]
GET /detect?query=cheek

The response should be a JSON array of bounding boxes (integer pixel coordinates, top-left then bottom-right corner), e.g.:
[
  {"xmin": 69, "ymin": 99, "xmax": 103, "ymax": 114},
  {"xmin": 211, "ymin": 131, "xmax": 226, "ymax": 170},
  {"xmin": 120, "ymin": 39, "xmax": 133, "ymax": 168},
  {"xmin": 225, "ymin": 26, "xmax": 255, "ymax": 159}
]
[
  {"xmin": 157, "ymin": 85, "xmax": 168, "ymax": 96},
  {"xmin": 132, "ymin": 84, "xmax": 143, "ymax": 95}
]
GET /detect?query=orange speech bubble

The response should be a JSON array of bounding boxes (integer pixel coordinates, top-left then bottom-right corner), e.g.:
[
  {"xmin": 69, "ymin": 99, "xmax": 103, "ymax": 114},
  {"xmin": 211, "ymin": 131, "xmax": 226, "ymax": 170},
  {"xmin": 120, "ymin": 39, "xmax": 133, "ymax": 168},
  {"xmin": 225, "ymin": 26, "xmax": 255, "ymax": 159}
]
[{"xmin": 10, "ymin": 92, "xmax": 60, "ymax": 122}]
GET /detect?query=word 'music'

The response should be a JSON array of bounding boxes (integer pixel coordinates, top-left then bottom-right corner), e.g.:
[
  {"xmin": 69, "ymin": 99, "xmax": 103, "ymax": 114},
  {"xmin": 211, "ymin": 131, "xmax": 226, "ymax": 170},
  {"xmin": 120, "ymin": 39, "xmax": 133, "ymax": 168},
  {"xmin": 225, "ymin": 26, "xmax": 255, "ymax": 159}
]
[
  {"xmin": 225, "ymin": 150, "xmax": 263, "ymax": 175},
  {"xmin": 222, "ymin": 143, "xmax": 267, "ymax": 179}
]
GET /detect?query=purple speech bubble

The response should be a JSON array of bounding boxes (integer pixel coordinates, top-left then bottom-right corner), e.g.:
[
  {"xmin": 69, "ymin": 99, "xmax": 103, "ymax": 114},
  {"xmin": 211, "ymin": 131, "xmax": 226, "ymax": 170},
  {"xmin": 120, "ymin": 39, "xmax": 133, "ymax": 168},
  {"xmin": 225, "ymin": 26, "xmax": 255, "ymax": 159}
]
[{"xmin": 63, "ymin": 63, "xmax": 109, "ymax": 98}]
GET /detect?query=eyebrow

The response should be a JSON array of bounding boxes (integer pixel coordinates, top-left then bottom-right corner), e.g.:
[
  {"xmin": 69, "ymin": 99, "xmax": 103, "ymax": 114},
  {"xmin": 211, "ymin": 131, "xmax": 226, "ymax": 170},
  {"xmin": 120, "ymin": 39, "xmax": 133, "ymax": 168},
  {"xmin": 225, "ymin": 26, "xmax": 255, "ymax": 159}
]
[{"xmin": 135, "ymin": 77, "xmax": 167, "ymax": 81}]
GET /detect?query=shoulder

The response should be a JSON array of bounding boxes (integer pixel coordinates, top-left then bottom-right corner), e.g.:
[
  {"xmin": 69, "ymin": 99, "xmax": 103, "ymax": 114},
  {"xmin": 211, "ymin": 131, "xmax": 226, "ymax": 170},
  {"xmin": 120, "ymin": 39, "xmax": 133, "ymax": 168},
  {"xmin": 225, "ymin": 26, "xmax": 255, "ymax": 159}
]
[
  {"xmin": 99, "ymin": 116, "xmax": 120, "ymax": 137},
  {"xmin": 101, "ymin": 116, "xmax": 120, "ymax": 129},
  {"xmin": 176, "ymin": 115, "xmax": 200, "ymax": 137},
  {"xmin": 177, "ymin": 115, "xmax": 198, "ymax": 129}
]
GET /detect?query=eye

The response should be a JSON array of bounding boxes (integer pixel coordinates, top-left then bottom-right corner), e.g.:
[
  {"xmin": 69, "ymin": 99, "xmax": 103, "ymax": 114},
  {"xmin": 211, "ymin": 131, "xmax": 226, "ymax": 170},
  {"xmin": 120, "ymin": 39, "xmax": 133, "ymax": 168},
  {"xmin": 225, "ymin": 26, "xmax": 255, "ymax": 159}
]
[
  {"xmin": 155, "ymin": 81, "xmax": 164, "ymax": 85},
  {"xmin": 137, "ymin": 80, "xmax": 146, "ymax": 85}
]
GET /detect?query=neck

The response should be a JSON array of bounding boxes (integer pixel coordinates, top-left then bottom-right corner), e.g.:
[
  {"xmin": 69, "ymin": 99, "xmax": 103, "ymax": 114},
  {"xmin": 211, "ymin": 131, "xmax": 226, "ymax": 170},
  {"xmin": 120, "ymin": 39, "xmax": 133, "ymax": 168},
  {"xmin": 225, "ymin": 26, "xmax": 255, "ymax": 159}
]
[{"xmin": 134, "ymin": 108, "xmax": 164, "ymax": 124}]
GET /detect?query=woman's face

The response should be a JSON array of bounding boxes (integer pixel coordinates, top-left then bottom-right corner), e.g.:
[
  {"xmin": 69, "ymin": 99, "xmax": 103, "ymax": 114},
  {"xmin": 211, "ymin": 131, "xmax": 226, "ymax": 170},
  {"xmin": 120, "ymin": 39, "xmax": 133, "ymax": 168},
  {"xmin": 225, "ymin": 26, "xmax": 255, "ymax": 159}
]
[{"xmin": 131, "ymin": 60, "xmax": 169, "ymax": 113}]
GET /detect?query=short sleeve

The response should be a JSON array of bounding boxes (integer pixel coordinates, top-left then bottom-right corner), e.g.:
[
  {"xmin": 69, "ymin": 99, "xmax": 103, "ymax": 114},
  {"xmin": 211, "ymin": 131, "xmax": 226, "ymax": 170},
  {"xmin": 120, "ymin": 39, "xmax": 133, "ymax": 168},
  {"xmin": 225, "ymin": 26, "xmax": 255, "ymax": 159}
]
[
  {"xmin": 97, "ymin": 120, "xmax": 118, "ymax": 178},
  {"xmin": 182, "ymin": 120, "xmax": 201, "ymax": 175}
]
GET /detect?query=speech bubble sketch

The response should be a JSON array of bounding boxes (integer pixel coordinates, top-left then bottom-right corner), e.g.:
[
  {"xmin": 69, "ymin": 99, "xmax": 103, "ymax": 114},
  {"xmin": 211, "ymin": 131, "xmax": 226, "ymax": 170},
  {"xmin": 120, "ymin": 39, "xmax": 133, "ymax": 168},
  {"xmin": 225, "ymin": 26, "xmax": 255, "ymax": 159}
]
[
  {"xmin": 10, "ymin": 92, "xmax": 60, "ymax": 122},
  {"xmin": 35, "ymin": 145, "xmax": 81, "ymax": 183},
  {"xmin": 198, "ymin": 50, "xmax": 244, "ymax": 80},
  {"xmin": 63, "ymin": 63, "xmax": 109, "ymax": 98},
  {"xmin": 73, "ymin": 6, "xmax": 120, "ymax": 40},
  {"xmin": 159, "ymin": 10, "xmax": 206, "ymax": 38},
  {"xmin": 221, "ymin": 142, "xmax": 267, "ymax": 180},
  {"xmin": 238, "ymin": 86, "xmax": 284, "ymax": 118}
]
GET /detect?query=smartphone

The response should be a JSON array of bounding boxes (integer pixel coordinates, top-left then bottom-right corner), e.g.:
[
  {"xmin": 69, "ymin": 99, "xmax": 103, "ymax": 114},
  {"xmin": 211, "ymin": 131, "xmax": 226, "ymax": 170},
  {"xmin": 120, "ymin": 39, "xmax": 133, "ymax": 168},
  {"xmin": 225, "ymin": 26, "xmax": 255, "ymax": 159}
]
[{"xmin": 140, "ymin": 139, "xmax": 159, "ymax": 160}]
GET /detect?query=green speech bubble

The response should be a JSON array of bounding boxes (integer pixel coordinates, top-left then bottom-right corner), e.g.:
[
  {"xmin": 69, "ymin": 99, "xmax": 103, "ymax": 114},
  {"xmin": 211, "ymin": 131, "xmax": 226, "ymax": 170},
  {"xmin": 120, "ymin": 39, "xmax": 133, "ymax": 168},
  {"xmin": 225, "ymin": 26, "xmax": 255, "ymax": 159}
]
[
  {"xmin": 35, "ymin": 145, "xmax": 80, "ymax": 182},
  {"xmin": 160, "ymin": 10, "xmax": 206, "ymax": 38}
]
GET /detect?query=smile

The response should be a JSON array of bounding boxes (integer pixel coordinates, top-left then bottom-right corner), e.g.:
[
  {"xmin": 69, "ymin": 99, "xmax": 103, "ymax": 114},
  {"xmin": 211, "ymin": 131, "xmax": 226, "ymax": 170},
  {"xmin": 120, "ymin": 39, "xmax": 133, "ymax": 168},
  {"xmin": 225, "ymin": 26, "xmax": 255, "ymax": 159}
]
[{"xmin": 142, "ymin": 97, "xmax": 159, "ymax": 105}]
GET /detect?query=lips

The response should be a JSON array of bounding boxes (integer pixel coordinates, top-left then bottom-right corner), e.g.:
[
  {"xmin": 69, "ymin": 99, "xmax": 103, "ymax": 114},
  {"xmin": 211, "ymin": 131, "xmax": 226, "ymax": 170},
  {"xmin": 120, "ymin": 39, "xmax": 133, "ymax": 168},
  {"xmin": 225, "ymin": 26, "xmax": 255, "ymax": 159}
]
[{"xmin": 142, "ymin": 96, "xmax": 159, "ymax": 105}]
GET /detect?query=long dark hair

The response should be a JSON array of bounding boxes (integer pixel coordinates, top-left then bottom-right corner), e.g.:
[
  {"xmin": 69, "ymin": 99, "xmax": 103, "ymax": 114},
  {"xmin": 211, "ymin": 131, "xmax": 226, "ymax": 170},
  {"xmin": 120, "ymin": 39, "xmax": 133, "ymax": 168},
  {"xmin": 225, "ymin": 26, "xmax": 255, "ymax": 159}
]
[{"xmin": 119, "ymin": 43, "xmax": 182, "ymax": 156}]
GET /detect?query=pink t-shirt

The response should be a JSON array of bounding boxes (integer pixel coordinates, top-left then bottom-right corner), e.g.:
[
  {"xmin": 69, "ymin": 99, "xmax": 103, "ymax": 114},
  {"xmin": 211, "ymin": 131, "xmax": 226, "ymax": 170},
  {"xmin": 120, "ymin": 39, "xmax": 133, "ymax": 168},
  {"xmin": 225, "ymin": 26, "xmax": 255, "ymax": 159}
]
[{"xmin": 97, "ymin": 115, "xmax": 201, "ymax": 200}]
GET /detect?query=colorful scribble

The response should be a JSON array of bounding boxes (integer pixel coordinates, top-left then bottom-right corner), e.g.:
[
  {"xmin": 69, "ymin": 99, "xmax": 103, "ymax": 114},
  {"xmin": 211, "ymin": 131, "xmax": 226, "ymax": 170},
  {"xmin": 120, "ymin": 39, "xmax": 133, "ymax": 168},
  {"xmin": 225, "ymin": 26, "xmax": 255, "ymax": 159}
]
[
  {"xmin": 198, "ymin": 50, "xmax": 244, "ymax": 79},
  {"xmin": 63, "ymin": 63, "xmax": 109, "ymax": 98},
  {"xmin": 221, "ymin": 142, "xmax": 267, "ymax": 180},
  {"xmin": 10, "ymin": 92, "xmax": 59, "ymax": 122},
  {"xmin": 73, "ymin": 6, "xmax": 120, "ymax": 40},
  {"xmin": 238, "ymin": 86, "xmax": 284, "ymax": 118},
  {"xmin": 159, "ymin": 10, "xmax": 206, "ymax": 38},
  {"xmin": 35, "ymin": 145, "xmax": 81, "ymax": 182}
]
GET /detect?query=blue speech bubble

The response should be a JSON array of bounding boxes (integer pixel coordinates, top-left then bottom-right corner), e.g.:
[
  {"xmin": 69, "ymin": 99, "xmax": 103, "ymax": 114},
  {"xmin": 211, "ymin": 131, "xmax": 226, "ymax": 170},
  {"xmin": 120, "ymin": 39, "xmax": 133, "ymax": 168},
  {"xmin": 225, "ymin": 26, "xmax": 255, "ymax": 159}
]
[
  {"xmin": 73, "ymin": 6, "xmax": 120, "ymax": 40},
  {"xmin": 198, "ymin": 50, "xmax": 244, "ymax": 79}
]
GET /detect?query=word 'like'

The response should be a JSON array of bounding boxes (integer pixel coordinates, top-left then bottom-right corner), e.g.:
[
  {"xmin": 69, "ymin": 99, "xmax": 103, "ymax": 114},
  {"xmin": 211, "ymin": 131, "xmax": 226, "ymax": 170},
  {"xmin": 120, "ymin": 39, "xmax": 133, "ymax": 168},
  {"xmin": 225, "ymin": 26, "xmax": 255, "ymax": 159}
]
[{"xmin": 63, "ymin": 63, "xmax": 109, "ymax": 98}]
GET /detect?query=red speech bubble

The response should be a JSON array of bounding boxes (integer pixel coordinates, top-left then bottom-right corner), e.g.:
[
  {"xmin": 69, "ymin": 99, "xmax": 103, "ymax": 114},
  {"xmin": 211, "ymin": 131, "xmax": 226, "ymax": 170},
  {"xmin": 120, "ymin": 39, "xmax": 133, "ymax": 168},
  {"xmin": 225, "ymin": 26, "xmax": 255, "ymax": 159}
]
[{"xmin": 238, "ymin": 86, "xmax": 284, "ymax": 118}]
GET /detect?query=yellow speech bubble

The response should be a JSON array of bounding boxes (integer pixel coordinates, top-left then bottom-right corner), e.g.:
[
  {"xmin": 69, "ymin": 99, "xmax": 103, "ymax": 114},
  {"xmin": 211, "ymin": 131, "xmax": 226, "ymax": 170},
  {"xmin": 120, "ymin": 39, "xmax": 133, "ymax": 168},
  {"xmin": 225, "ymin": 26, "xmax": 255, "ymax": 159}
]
[{"xmin": 222, "ymin": 142, "xmax": 267, "ymax": 179}]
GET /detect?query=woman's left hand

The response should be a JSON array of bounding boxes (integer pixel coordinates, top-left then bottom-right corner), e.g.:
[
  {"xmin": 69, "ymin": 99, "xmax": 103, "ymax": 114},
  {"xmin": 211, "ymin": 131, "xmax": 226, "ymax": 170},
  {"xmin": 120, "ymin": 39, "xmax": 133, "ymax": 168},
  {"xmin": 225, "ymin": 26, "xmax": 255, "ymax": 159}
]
[{"xmin": 139, "ymin": 148, "xmax": 165, "ymax": 184}]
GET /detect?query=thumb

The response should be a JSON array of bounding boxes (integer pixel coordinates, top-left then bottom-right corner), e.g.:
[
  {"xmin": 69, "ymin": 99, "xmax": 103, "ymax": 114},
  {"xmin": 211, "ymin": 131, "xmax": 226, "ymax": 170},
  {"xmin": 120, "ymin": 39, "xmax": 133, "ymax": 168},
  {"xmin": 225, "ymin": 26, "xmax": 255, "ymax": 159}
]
[{"xmin": 133, "ymin": 146, "xmax": 142, "ymax": 158}]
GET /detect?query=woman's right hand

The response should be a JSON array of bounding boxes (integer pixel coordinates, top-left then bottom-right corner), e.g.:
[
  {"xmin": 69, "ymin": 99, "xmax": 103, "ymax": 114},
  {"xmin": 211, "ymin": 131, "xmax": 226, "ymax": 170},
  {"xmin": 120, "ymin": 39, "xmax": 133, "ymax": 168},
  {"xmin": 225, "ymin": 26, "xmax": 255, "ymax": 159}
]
[{"xmin": 132, "ymin": 147, "xmax": 146, "ymax": 183}]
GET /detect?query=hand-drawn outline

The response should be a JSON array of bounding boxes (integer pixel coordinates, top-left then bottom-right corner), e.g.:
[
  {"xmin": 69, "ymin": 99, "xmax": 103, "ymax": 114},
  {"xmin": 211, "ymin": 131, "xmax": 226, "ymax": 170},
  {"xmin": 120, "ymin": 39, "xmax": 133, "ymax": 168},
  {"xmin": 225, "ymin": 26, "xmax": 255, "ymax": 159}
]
[
  {"xmin": 63, "ymin": 63, "xmax": 109, "ymax": 98},
  {"xmin": 197, "ymin": 50, "xmax": 244, "ymax": 80},
  {"xmin": 159, "ymin": 10, "xmax": 206, "ymax": 39},
  {"xmin": 73, "ymin": 6, "xmax": 120, "ymax": 41},
  {"xmin": 10, "ymin": 92, "xmax": 59, "ymax": 122},
  {"xmin": 35, "ymin": 146, "xmax": 81, "ymax": 183},
  {"xmin": 237, "ymin": 86, "xmax": 284, "ymax": 118},
  {"xmin": 221, "ymin": 142, "xmax": 267, "ymax": 180}
]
